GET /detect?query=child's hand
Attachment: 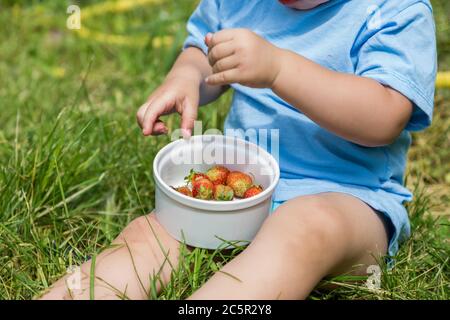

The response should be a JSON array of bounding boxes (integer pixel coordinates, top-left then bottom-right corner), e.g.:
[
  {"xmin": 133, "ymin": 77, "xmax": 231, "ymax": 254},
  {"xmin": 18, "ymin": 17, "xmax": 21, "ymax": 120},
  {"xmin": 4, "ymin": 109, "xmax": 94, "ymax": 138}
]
[
  {"xmin": 205, "ymin": 29, "xmax": 282, "ymax": 88},
  {"xmin": 136, "ymin": 75, "xmax": 199, "ymax": 137}
]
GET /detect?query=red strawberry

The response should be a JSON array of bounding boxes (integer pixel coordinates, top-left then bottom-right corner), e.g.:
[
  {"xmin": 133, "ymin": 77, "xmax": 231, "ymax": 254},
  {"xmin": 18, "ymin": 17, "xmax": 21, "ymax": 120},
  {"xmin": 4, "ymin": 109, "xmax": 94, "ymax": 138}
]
[
  {"xmin": 172, "ymin": 186, "xmax": 192, "ymax": 197},
  {"xmin": 213, "ymin": 184, "xmax": 234, "ymax": 201},
  {"xmin": 243, "ymin": 185, "xmax": 263, "ymax": 198},
  {"xmin": 206, "ymin": 165, "xmax": 230, "ymax": 185},
  {"xmin": 192, "ymin": 178, "xmax": 214, "ymax": 200},
  {"xmin": 185, "ymin": 169, "xmax": 208, "ymax": 184},
  {"xmin": 226, "ymin": 171, "xmax": 252, "ymax": 198}
]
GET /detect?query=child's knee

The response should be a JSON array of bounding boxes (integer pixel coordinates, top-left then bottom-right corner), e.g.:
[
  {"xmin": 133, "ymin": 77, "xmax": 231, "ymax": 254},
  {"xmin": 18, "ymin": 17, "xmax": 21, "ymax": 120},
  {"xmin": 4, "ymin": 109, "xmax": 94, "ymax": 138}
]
[
  {"xmin": 265, "ymin": 196, "xmax": 350, "ymax": 253},
  {"xmin": 117, "ymin": 213, "xmax": 160, "ymax": 243},
  {"xmin": 116, "ymin": 213, "xmax": 181, "ymax": 263}
]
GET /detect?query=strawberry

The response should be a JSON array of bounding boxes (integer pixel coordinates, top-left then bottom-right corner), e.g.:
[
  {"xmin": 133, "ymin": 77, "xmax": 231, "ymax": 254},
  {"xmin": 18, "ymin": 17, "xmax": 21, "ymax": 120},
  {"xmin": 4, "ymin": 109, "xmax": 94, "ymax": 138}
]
[
  {"xmin": 206, "ymin": 165, "xmax": 230, "ymax": 185},
  {"xmin": 213, "ymin": 184, "xmax": 234, "ymax": 201},
  {"xmin": 172, "ymin": 186, "xmax": 192, "ymax": 197},
  {"xmin": 185, "ymin": 169, "xmax": 208, "ymax": 184},
  {"xmin": 226, "ymin": 171, "xmax": 252, "ymax": 198},
  {"xmin": 243, "ymin": 185, "xmax": 263, "ymax": 198},
  {"xmin": 192, "ymin": 177, "xmax": 214, "ymax": 200}
]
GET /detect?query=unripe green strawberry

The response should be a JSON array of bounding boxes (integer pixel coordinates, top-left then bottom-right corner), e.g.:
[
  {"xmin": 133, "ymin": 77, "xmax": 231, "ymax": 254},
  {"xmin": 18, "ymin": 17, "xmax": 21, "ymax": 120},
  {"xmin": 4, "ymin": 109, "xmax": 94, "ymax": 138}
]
[
  {"xmin": 206, "ymin": 165, "xmax": 230, "ymax": 185},
  {"xmin": 192, "ymin": 178, "xmax": 214, "ymax": 200},
  {"xmin": 172, "ymin": 186, "xmax": 192, "ymax": 197},
  {"xmin": 226, "ymin": 171, "xmax": 252, "ymax": 198},
  {"xmin": 213, "ymin": 184, "xmax": 234, "ymax": 201},
  {"xmin": 243, "ymin": 185, "xmax": 263, "ymax": 198}
]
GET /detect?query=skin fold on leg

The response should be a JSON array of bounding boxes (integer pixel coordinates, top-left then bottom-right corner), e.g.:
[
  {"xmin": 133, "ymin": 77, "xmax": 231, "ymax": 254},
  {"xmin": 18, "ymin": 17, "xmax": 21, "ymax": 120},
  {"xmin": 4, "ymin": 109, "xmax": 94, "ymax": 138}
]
[
  {"xmin": 189, "ymin": 192, "xmax": 389, "ymax": 300},
  {"xmin": 39, "ymin": 213, "xmax": 182, "ymax": 300}
]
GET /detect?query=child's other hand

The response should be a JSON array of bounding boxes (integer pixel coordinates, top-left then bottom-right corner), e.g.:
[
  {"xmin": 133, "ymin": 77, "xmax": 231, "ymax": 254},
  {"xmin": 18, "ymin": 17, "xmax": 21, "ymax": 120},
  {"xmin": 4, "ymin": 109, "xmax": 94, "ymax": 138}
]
[
  {"xmin": 136, "ymin": 76, "xmax": 199, "ymax": 137},
  {"xmin": 205, "ymin": 29, "xmax": 282, "ymax": 88}
]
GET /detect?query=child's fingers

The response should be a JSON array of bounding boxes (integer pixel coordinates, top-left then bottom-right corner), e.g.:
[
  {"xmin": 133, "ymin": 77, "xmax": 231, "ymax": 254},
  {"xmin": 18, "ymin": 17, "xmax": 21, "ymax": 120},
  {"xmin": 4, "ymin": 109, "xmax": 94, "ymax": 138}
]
[
  {"xmin": 152, "ymin": 120, "xmax": 168, "ymax": 135},
  {"xmin": 212, "ymin": 55, "xmax": 239, "ymax": 74},
  {"xmin": 208, "ymin": 41, "xmax": 235, "ymax": 67},
  {"xmin": 180, "ymin": 97, "xmax": 198, "ymax": 139},
  {"xmin": 136, "ymin": 103, "xmax": 147, "ymax": 129},
  {"xmin": 206, "ymin": 29, "xmax": 235, "ymax": 49},
  {"xmin": 205, "ymin": 69, "xmax": 240, "ymax": 86},
  {"xmin": 205, "ymin": 33, "xmax": 213, "ymax": 48},
  {"xmin": 142, "ymin": 97, "xmax": 171, "ymax": 136},
  {"xmin": 136, "ymin": 93, "xmax": 159, "ymax": 129}
]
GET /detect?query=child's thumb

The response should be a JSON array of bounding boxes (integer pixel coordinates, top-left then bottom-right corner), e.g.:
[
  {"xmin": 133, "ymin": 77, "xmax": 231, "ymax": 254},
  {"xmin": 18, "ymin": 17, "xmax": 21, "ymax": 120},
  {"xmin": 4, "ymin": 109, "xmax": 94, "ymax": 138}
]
[
  {"xmin": 205, "ymin": 33, "xmax": 213, "ymax": 48},
  {"xmin": 181, "ymin": 97, "xmax": 198, "ymax": 139}
]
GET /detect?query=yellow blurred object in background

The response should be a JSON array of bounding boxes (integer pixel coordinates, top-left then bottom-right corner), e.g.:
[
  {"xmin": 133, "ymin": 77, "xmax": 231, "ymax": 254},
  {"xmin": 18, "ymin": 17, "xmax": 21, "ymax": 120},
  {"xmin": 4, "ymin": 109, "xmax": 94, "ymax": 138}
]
[
  {"xmin": 82, "ymin": 0, "xmax": 162, "ymax": 19},
  {"xmin": 77, "ymin": 0, "xmax": 170, "ymax": 48},
  {"xmin": 436, "ymin": 72, "xmax": 450, "ymax": 88}
]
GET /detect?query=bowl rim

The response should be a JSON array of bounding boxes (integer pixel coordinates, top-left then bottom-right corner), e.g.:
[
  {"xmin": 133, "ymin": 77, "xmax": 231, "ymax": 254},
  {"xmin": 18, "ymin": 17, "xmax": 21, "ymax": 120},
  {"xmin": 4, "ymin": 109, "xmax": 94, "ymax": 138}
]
[{"xmin": 153, "ymin": 134, "xmax": 280, "ymax": 212}]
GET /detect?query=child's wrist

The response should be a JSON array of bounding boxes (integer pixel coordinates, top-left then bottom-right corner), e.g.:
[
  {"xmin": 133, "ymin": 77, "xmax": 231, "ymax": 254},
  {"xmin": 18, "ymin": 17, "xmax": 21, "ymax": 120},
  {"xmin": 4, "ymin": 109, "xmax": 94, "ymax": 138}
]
[
  {"xmin": 166, "ymin": 65, "xmax": 203, "ymax": 85},
  {"xmin": 270, "ymin": 48, "xmax": 289, "ymax": 91}
]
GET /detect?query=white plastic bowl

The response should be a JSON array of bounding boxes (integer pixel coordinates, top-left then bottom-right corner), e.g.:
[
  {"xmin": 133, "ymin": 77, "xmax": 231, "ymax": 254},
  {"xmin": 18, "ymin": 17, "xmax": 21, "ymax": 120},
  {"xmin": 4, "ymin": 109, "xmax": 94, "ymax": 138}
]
[{"xmin": 153, "ymin": 134, "xmax": 280, "ymax": 249}]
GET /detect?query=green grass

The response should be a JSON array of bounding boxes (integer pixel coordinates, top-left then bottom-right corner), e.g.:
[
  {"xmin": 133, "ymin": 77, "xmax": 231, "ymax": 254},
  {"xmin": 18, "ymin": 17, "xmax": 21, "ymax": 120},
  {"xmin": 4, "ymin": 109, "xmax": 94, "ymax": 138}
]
[{"xmin": 0, "ymin": 0, "xmax": 448, "ymax": 300}]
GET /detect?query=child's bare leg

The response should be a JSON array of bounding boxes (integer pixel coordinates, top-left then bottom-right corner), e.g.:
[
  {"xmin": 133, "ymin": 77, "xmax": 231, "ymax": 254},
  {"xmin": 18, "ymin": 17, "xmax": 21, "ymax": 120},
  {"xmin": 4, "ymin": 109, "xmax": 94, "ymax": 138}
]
[
  {"xmin": 189, "ymin": 193, "xmax": 389, "ymax": 300},
  {"xmin": 39, "ymin": 213, "xmax": 181, "ymax": 300}
]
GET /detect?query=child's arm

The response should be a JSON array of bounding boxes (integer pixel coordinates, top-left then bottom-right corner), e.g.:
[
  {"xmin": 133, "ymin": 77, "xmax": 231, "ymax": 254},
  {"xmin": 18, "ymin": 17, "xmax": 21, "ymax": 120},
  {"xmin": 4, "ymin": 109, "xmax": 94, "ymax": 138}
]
[
  {"xmin": 205, "ymin": 29, "xmax": 413, "ymax": 147},
  {"xmin": 137, "ymin": 47, "xmax": 227, "ymax": 137},
  {"xmin": 270, "ymin": 51, "xmax": 413, "ymax": 147}
]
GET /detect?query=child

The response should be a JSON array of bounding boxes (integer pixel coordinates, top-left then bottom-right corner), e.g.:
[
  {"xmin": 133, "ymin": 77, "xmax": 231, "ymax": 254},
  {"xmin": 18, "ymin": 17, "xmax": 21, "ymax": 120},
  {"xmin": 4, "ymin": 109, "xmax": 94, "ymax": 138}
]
[{"xmin": 41, "ymin": 0, "xmax": 437, "ymax": 299}]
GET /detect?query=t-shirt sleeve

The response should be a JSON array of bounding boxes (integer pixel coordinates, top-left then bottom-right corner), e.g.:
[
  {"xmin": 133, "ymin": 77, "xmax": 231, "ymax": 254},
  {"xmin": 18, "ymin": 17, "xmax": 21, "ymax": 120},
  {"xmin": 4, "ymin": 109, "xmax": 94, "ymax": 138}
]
[
  {"xmin": 354, "ymin": 2, "xmax": 437, "ymax": 131},
  {"xmin": 183, "ymin": 0, "xmax": 221, "ymax": 55}
]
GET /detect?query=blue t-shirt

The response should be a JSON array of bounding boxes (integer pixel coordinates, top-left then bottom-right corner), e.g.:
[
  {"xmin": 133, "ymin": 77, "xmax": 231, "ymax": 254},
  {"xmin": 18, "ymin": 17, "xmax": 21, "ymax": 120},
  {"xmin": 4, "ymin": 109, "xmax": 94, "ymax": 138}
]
[{"xmin": 183, "ymin": 0, "xmax": 437, "ymax": 255}]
